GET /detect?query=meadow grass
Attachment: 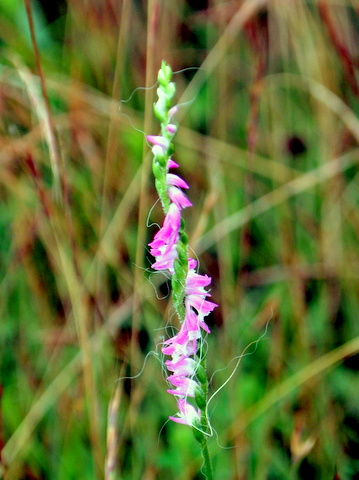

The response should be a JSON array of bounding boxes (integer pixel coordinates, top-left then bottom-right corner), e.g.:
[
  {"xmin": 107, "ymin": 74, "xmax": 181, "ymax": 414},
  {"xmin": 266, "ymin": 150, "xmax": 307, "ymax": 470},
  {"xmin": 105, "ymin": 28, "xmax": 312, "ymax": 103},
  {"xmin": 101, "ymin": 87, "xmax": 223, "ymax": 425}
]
[{"xmin": 0, "ymin": 1, "xmax": 359, "ymax": 479}]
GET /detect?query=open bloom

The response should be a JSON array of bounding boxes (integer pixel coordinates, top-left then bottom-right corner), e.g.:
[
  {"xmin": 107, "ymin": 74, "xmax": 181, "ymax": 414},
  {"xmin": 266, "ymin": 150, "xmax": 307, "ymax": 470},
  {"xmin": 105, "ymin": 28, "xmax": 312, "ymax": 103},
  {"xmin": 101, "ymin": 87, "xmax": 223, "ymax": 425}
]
[
  {"xmin": 162, "ymin": 324, "xmax": 199, "ymax": 361},
  {"xmin": 167, "ymin": 375, "xmax": 198, "ymax": 397},
  {"xmin": 149, "ymin": 203, "xmax": 181, "ymax": 271},
  {"xmin": 166, "ymin": 174, "xmax": 192, "ymax": 209},
  {"xmin": 168, "ymin": 186, "xmax": 192, "ymax": 210},
  {"xmin": 147, "ymin": 135, "xmax": 169, "ymax": 151},
  {"xmin": 165, "ymin": 356, "xmax": 197, "ymax": 376},
  {"xmin": 169, "ymin": 398, "xmax": 201, "ymax": 426}
]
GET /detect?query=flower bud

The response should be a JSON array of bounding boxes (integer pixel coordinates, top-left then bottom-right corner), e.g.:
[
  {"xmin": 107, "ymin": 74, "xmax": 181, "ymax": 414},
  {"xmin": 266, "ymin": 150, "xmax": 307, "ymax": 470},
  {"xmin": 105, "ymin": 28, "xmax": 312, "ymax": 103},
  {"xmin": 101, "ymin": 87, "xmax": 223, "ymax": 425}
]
[
  {"xmin": 166, "ymin": 82, "xmax": 176, "ymax": 99},
  {"xmin": 166, "ymin": 124, "xmax": 177, "ymax": 135},
  {"xmin": 194, "ymin": 385, "xmax": 207, "ymax": 410},
  {"xmin": 158, "ymin": 68, "xmax": 168, "ymax": 87},
  {"xmin": 195, "ymin": 363, "xmax": 207, "ymax": 385},
  {"xmin": 164, "ymin": 63, "xmax": 172, "ymax": 82},
  {"xmin": 153, "ymin": 149, "xmax": 166, "ymax": 169},
  {"xmin": 192, "ymin": 423, "xmax": 205, "ymax": 445}
]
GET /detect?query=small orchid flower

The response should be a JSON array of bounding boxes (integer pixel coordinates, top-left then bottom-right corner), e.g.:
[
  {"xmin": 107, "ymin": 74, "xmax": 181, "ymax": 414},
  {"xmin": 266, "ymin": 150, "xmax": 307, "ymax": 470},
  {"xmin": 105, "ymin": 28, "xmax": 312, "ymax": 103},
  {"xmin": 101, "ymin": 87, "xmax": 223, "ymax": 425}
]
[
  {"xmin": 168, "ymin": 159, "xmax": 179, "ymax": 169},
  {"xmin": 167, "ymin": 374, "xmax": 199, "ymax": 397},
  {"xmin": 166, "ymin": 124, "xmax": 177, "ymax": 135},
  {"xmin": 169, "ymin": 399, "xmax": 201, "ymax": 426},
  {"xmin": 166, "ymin": 174, "xmax": 189, "ymax": 189},
  {"xmin": 165, "ymin": 356, "xmax": 197, "ymax": 376},
  {"xmin": 168, "ymin": 186, "xmax": 192, "ymax": 210},
  {"xmin": 147, "ymin": 135, "xmax": 169, "ymax": 151}
]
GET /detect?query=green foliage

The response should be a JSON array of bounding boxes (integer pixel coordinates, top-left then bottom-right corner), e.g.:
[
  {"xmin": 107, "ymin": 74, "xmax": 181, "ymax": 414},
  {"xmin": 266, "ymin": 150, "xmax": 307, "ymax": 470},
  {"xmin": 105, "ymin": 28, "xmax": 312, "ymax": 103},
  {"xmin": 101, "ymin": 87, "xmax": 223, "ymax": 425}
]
[{"xmin": 0, "ymin": 1, "xmax": 359, "ymax": 479}]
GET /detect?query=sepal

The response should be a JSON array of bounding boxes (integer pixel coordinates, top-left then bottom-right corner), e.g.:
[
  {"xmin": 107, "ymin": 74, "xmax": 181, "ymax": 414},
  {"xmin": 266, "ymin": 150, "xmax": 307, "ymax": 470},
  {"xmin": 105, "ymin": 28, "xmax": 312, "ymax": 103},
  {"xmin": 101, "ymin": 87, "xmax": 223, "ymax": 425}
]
[
  {"xmin": 152, "ymin": 160, "xmax": 164, "ymax": 179},
  {"xmin": 154, "ymin": 101, "xmax": 167, "ymax": 123},
  {"xmin": 192, "ymin": 422, "xmax": 206, "ymax": 446},
  {"xmin": 195, "ymin": 363, "xmax": 207, "ymax": 386},
  {"xmin": 165, "ymin": 82, "xmax": 176, "ymax": 99},
  {"xmin": 194, "ymin": 385, "xmax": 207, "ymax": 410}
]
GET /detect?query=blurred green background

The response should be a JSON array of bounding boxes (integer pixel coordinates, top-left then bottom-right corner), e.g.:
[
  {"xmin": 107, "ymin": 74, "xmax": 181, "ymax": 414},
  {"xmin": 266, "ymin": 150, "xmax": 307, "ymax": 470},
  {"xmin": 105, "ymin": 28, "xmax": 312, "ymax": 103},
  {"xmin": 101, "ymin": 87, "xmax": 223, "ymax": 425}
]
[{"xmin": 0, "ymin": 1, "xmax": 359, "ymax": 479}]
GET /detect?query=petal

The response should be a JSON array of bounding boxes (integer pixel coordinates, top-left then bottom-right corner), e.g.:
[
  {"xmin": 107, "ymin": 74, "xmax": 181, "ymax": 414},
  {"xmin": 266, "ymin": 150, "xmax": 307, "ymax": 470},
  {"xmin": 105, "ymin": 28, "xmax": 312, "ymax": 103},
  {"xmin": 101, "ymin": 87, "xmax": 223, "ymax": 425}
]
[
  {"xmin": 151, "ymin": 246, "xmax": 178, "ymax": 270},
  {"xmin": 168, "ymin": 105, "xmax": 178, "ymax": 119},
  {"xmin": 178, "ymin": 398, "xmax": 200, "ymax": 421},
  {"xmin": 168, "ymin": 415, "xmax": 189, "ymax": 425},
  {"xmin": 169, "ymin": 399, "xmax": 200, "ymax": 426},
  {"xmin": 187, "ymin": 273, "xmax": 211, "ymax": 288},
  {"xmin": 188, "ymin": 258, "xmax": 198, "ymax": 270},
  {"xmin": 168, "ymin": 186, "xmax": 192, "ymax": 210},
  {"xmin": 166, "ymin": 357, "xmax": 197, "ymax": 376},
  {"xmin": 186, "ymin": 295, "xmax": 218, "ymax": 315},
  {"xmin": 167, "ymin": 159, "xmax": 179, "ymax": 169},
  {"xmin": 147, "ymin": 135, "xmax": 169, "ymax": 150},
  {"xmin": 167, "ymin": 375, "xmax": 196, "ymax": 396},
  {"xmin": 166, "ymin": 124, "xmax": 177, "ymax": 135},
  {"xmin": 164, "ymin": 202, "xmax": 181, "ymax": 230},
  {"xmin": 184, "ymin": 306, "xmax": 211, "ymax": 334},
  {"xmin": 186, "ymin": 273, "xmax": 212, "ymax": 296},
  {"xmin": 162, "ymin": 334, "xmax": 198, "ymax": 359},
  {"xmin": 167, "ymin": 174, "xmax": 189, "ymax": 189}
]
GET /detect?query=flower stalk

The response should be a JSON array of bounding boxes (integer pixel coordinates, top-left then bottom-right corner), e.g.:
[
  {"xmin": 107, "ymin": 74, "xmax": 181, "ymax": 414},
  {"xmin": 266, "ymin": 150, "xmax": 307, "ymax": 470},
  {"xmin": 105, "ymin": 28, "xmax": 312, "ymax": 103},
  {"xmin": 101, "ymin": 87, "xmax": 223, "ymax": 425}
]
[{"xmin": 147, "ymin": 61, "xmax": 216, "ymax": 479}]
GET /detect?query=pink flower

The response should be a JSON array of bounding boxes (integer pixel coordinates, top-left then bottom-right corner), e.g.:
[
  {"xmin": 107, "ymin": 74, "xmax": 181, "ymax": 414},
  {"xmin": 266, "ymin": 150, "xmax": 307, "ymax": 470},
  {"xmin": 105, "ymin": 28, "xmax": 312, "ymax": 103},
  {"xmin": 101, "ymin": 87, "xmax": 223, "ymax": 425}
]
[
  {"xmin": 149, "ymin": 203, "xmax": 181, "ymax": 270},
  {"xmin": 184, "ymin": 303, "xmax": 211, "ymax": 334},
  {"xmin": 167, "ymin": 375, "xmax": 198, "ymax": 397},
  {"xmin": 186, "ymin": 272, "xmax": 212, "ymax": 296},
  {"xmin": 162, "ymin": 327, "xmax": 199, "ymax": 360},
  {"xmin": 165, "ymin": 173, "xmax": 192, "ymax": 210},
  {"xmin": 166, "ymin": 124, "xmax": 177, "ymax": 134},
  {"xmin": 166, "ymin": 174, "xmax": 189, "ymax": 189},
  {"xmin": 151, "ymin": 246, "xmax": 178, "ymax": 271},
  {"xmin": 168, "ymin": 106, "xmax": 178, "ymax": 119},
  {"xmin": 168, "ymin": 186, "xmax": 192, "ymax": 210},
  {"xmin": 169, "ymin": 398, "xmax": 201, "ymax": 426},
  {"xmin": 147, "ymin": 135, "xmax": 169, "ymax": 150},
  {"xmin": 165, "ymin": 356, "xmax": 197, "ymax": 376},
  {"xmin": 186, "ymin": 295, "xmax": 218, "ymax": 319},
  {"xmin": 188, "ymin": 258, "xmax": 197, "ymax": 269},
  {"xmin": 168, "ymin": 159, "xmax": 179, "ymax": 169}
]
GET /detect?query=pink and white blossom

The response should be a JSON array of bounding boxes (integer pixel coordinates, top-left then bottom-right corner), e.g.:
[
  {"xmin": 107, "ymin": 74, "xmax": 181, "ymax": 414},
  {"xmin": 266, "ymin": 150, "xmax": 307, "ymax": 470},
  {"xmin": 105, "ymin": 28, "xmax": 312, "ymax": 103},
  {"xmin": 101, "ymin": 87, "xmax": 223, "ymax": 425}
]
[
  {"xmin": 167, "ymin": 375, "xmax": 198, "ymax": 397},
  {"xmin": 168, "ymin": 186, "xmax": 192, "ymax": 210},
  {"xmin": 169, "ymin": 398, "xmax": 201, "ymax": 426},
  {"xmin": 166, "ymin": 174, "xmax": 190, "ymax": 189},
  {"xmin": 165, "ymin": 356, "xmax": 197, "ymax": 376},
  {"xmin": 149, "ymin": 203, "xmax": 181, "ymax": 271},
  {"xmin": 166, "ymin": 124, "xmax": 177, "ymax": 135},
  {"xmin": 167, "ymin": 159, "xmax": 179, "ymax": 169},
  {"xmin": 147, "ymin": 135, "xmax": 169, "ymax": 150}
]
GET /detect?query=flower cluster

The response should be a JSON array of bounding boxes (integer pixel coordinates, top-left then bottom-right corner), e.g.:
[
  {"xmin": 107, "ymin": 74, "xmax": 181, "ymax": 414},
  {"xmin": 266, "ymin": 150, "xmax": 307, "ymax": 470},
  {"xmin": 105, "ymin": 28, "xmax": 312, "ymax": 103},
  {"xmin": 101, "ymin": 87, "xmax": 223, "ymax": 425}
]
[
  {"xmin": 162, "ymin": 257, "xmax": 217, "ymax": 426},
  {"xmin": 147, "ymin": 62, "xmax": 217, "ymax": 428}
]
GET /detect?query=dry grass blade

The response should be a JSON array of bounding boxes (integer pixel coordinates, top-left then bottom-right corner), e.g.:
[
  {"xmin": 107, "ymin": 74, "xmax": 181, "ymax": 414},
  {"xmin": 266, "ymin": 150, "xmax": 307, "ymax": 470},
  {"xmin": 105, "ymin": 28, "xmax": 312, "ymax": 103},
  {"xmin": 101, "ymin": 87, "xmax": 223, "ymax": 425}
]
[
  {"xmin": 176, "ymin": 0, "xmax": 269, "ymax": 119},
  {"xmin": 105, "ymin": 383, "xmax": 122, "ymax": 480},
  {"xmin": 23, "ymin": 0, "xmax": 62, "ymax": 199},
  {"xmin": 197, "ymin": 148, "xmax": 359, "ymax": 253},
  {"xmin": 230, "ymin": 335, "xmax": 359, "ymax": 440}
]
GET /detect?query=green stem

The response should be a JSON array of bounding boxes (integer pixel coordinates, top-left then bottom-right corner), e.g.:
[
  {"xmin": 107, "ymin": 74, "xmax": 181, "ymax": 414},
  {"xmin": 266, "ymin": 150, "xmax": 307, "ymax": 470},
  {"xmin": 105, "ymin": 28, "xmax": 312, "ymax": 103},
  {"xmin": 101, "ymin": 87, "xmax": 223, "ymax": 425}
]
[
  {"xmin": 200, "ymin": 437, "xmax": 213, "ymax": 480},
  {"xmin": 193, "ymin": 410, "xmax": 213, "ymax": 479}
]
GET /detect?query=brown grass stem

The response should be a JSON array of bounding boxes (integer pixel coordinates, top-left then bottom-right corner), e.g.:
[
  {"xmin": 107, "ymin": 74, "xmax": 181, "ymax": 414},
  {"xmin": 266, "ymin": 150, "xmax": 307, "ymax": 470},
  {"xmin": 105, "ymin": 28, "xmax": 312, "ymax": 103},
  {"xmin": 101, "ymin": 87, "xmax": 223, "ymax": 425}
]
[
  {"xmin": 176, "ymin": 0, "xmax": 268, "ymax": 122},
  {"xmin": 24, "ymin": 0, "xmax": 62, "ymax": 200}
]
